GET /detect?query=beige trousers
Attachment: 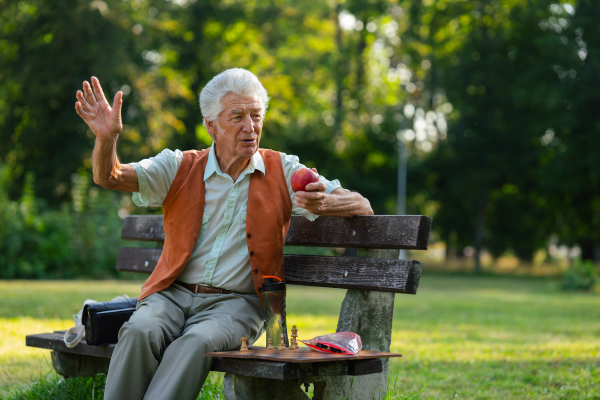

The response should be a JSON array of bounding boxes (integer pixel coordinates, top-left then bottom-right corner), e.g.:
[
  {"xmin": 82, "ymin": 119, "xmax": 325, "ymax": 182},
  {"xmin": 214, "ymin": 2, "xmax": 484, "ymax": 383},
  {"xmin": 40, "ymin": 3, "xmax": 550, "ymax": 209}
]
[{"xmin": 103, "ymin": 284, "xmax": 264, "ymax": 400}]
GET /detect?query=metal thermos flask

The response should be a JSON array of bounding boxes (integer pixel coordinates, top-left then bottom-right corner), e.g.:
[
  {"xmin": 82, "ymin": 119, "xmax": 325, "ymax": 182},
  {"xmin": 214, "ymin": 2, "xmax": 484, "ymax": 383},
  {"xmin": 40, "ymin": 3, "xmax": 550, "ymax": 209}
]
[{"xmin": 262, "ymin": 276, "xmax": 289, "ymax": 347}]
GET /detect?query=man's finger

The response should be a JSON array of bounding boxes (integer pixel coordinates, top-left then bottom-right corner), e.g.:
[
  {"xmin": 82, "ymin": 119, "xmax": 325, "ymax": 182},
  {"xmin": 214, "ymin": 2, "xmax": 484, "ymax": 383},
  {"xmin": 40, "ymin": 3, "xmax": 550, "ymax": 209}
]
[
  {"xmin": 76, "ymin": 91, "xmax": 92, "ymax": 112},
  {"xmin": 75, "ymin": 102, "xmax": 89, "ymax": 119},
  {"xmin": 303, "ymin": 182, "xmax": 327, "ymax": 193},
  {"xmin": 91, "ymin": 76, "xmax": 107, "ymax": 103},
  {"xmin": 83, "ymin": 81, "xmax": 97, "ymax": 106},
  {"xmin": 296, "ymin": 191, "xmax": 324, "ymax": 199},
  {"xmin": 294, "ymin": 199, "xmax": 319, "ymax": 213},
  {"xmin": 112, "ymin": 91, "xmax": 123, "ymax": 115}
]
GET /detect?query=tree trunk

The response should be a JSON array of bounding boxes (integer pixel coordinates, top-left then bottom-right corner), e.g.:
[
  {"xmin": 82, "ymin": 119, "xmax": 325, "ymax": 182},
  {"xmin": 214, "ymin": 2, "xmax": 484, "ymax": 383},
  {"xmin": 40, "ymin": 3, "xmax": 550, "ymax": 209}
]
[
  {"xmin": 473, "ymin": 198, "xmax": 486, "ymax": 273},
  {"xmin": 580, "ymin": 238, "xmax": 596, "ymax": 261}
]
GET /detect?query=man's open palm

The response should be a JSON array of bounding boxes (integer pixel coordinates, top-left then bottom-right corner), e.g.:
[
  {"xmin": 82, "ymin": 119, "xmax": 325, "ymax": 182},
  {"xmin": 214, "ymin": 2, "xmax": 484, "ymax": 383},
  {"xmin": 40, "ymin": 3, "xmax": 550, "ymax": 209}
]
[{"xmin": 75, "ymin": 76, "xmax": 123, "ymax": 141}]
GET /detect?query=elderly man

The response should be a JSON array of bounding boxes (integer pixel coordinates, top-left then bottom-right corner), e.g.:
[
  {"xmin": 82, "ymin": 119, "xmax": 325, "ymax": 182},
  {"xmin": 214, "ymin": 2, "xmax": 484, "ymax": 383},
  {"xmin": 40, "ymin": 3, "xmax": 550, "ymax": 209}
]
[{"xmin": 75, "ymin": 68, "xmax": 373, "ymax": 400}]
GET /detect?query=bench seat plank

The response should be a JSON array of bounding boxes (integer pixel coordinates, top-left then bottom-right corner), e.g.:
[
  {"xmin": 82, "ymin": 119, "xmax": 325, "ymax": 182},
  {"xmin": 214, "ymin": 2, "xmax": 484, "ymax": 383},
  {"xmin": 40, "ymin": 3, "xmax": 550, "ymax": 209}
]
[
  {"xmin": 284, "ymin": 254, "xmax": 421, "ymax": 294},
  {"xmin": 26, "ymin": 333, "xmax": 382, "ymax": 380},
  {"xmin": 121, "ymin": 215, "xmax": 432, "ymax": 250},
  {"xmin": 26, "ymin": 332, "xmax": 114, "ymax": 358},
  {"xmin": 116, "ymin": 248, "xmax": 422, "ymax": 294}
]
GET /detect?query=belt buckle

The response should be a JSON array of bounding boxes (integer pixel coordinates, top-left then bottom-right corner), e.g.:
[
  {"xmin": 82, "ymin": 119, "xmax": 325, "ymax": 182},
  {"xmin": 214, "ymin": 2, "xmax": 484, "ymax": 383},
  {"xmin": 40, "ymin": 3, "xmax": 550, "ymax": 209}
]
[{"xmin": 194, "ymin": 284, "xmax": 200, "ymax": 294}]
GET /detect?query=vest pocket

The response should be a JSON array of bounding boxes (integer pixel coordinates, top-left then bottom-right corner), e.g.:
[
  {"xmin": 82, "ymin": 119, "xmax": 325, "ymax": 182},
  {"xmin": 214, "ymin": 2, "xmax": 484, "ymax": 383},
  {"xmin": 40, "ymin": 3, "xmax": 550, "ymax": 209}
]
[
  {"xmin": 194, "ymin": 212, "xmax": 211, "ymax": 251},
  {"xmin": 237, "ymin": 209, "xmax": 248, "ymax": 256}
]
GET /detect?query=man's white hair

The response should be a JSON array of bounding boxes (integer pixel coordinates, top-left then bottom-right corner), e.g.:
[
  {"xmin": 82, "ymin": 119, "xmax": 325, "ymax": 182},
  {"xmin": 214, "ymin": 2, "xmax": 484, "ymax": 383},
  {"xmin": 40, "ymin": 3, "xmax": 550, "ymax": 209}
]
[{"xmin": 199, "ymin": 68, "xmax": 269, "ymax": 127}]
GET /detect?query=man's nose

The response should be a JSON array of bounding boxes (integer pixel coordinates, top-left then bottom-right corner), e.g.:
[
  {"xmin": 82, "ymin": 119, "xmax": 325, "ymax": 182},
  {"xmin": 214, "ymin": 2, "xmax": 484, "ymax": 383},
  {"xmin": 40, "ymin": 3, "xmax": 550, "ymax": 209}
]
[{"xmin": 242, "ymin": 115, "xmax": 253, "ymax": 133}]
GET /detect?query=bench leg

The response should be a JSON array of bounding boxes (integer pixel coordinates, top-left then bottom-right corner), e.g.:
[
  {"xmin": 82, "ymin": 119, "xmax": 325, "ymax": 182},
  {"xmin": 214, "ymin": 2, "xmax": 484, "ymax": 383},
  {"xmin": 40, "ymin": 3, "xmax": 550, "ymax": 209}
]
[
  {"xmin": 223, "ymin": 374, "xmax": 310, "ymax": 400},
  {"xmin": 320, "ymin": 248, "xmax": 399, "ymax": 400},
  {"xmin": 50, "ymin": 351, "xmax": 110, "ymax": 378},
  {"xmin": 318, "ymin": 290, "xmax": 394, "ymax": 399}
]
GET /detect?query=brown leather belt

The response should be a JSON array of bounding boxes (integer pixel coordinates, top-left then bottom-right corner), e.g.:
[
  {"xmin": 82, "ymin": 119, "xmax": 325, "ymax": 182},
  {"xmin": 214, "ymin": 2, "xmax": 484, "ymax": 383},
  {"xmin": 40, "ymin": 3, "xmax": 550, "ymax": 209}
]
[{"xmin": 175, "ymin": 281, "xmax": 232, "ymax": 295}]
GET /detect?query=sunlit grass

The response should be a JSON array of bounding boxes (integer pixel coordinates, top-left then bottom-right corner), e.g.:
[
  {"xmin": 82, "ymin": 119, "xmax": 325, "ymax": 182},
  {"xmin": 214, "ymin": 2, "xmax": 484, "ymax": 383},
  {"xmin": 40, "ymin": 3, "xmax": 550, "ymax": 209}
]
[
  {"xmin": 2, "ymin": 276, "xmax": 600, "ymax": 399},
  {"xmin": 0, "ymin": 280, "xmax": 145, "ymax": 396}
]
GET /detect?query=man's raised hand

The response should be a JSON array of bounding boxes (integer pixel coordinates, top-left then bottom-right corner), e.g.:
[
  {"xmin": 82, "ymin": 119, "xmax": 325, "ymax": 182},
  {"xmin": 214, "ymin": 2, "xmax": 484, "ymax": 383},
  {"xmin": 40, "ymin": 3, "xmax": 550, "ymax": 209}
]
[{"xmin": 75, "ymin": 77, "xmax": 123, "ymax": 141}]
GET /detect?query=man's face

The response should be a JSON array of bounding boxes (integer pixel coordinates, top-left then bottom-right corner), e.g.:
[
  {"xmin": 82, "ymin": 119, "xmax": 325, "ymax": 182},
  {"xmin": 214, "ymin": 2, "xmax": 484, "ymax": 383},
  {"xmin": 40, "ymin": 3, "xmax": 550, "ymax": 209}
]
[{"xmin": 207, "ymin": 92, "xmax": 263, "ymax": 162}]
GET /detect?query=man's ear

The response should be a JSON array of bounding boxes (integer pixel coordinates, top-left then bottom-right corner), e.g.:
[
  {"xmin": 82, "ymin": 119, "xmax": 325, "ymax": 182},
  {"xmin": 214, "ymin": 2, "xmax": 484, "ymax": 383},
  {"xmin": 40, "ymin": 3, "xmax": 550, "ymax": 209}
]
[{"xmin": 205, "ymin": 118, "xmax": 217, "ymax": 141}]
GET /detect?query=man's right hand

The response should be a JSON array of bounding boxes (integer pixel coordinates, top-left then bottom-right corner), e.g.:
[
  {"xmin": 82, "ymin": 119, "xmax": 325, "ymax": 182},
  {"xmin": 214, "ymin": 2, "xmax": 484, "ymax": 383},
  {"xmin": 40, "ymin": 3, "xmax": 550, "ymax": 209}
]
[
  {"xmin": 75, "ymin": 76, "xmax": 138, "ymax": 192},
  {"xmin": 75, "ymin": 76, "xmax": 123, "ymax": 141}
]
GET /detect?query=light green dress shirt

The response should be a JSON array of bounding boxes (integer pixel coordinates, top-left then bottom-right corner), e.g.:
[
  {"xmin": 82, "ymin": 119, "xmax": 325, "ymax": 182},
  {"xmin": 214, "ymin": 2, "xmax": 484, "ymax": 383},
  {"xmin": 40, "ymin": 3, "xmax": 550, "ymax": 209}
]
[{"xmin": 130, "ymin": 144, "xmax": 341, "ymax": 294}]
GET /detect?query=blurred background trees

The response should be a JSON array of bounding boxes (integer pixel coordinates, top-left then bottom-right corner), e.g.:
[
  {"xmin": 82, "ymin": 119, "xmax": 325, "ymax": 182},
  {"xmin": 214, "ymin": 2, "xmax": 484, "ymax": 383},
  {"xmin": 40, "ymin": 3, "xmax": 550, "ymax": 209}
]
[{"xmin": 0, "ymin": 0, "xmax": 598, "ymax": 278}]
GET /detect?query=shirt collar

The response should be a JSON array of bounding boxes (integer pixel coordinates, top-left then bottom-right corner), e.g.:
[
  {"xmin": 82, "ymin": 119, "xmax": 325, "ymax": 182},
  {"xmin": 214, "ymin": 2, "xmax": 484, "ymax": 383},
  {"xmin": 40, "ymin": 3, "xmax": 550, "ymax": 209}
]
[{"xmin": 204, "ymin": 143, "xmax": 265, "ymax": 181}]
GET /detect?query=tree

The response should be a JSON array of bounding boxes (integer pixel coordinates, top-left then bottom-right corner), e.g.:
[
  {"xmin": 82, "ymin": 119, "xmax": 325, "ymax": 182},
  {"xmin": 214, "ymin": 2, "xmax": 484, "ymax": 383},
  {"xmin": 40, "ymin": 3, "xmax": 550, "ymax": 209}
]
[
  {"xmin": 541, "ymin": 0, "xmax": 600, "ymax": 261},
  {"xmin": 404, "ymin": 0, "xmax": 580, "ymax": 270},
  {"xmin": 0, "ymin": 0, "xmax": 144, "ymax": 204}
]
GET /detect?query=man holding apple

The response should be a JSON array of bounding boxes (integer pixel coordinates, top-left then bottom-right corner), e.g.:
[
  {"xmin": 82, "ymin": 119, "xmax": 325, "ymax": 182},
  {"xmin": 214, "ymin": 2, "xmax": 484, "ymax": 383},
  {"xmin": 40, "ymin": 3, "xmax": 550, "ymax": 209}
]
[{"xmin": 75, "ymin": 68, "xmax": 373, "ymax": 400}]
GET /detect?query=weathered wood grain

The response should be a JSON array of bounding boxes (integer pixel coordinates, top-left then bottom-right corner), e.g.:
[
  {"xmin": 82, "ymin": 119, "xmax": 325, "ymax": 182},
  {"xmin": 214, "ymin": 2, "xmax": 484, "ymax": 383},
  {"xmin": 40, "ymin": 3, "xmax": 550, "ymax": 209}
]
[
  {"xmin": 26, "ymin": 332, "xmax": 114, "ymax": 358},
  {"xmin": 286, "ymin": 215, "xmax": 432, "ymax": 249},
  {"xmin": 116, "ymin": 248, "xmax": 422, "ymax": 294},
  {"xmin": 284, "ymin": 255, "xmax": 421, "ymax": 294},
  {"xmin": 205, "ymin": 347, "xmax": 402, "ymax": 364},
  {"xmin": 116, "ymin": 247, "xmax": 161, "ymax": 273},
  {"xmin": 120, "ymin": 215, "xmax": 432, "ymax": 250},
  {"xmin": 121, "ymin": 215, "xmax": 164, "ymax": 242},
  {"xmin": 347, "ymin": 359, "xmax": 383, "ymax": 376},
  {"xmin": 212, "ymin": 358, "xmax": 314, "ymax": 380}
]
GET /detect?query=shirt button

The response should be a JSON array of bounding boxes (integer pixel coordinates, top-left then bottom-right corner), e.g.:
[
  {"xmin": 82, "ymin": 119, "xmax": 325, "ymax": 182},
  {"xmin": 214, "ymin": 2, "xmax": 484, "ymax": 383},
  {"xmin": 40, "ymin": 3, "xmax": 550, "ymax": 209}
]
[
  {"xmin": 247, "ymin": 233, "xmax": 252, "ymax": 238},
  {"xmin": 253, "ymin": 269, "xmax": 258, "ymax": 274},
  {"xmin": 250, "ymin": 251, "xmax": 254, "ymax": 256}
]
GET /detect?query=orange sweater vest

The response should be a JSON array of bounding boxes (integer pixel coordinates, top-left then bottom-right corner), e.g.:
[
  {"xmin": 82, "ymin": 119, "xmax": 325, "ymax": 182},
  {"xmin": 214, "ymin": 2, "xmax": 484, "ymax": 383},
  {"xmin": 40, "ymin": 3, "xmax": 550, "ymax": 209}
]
[{"xmin": 139, "ymin": 148, "xmax": 292, "ymax": 308}]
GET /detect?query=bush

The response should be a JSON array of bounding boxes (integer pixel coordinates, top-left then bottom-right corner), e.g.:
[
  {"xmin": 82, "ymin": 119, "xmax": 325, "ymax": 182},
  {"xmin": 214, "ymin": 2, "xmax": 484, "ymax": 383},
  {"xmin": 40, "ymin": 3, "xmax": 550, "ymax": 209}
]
[
  {"xmin": 562, "ymin": 258, "xmax": 599, "ymax": 292},
  {"xmin": 0, "ymin": 164, "xmax": 134, "ymax": 279}
]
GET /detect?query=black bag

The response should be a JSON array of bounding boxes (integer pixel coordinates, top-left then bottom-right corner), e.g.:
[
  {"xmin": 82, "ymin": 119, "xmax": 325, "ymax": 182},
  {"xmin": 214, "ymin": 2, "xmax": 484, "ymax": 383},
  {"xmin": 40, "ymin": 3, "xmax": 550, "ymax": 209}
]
[{"xmin": 83, "ymin": 297, "xmax": 138, "ymax": 346}]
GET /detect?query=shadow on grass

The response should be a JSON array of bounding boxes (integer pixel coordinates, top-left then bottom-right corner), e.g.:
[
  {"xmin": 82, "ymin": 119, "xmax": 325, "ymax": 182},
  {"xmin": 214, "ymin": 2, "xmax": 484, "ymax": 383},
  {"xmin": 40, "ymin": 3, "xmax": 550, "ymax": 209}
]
[
  {"xmin": 6, "ymin": 372, "xmax": 225, "ymax": 400},
  {"xmin": 7, "ymin": 372, "xmax": 426, "ymax": 400}
]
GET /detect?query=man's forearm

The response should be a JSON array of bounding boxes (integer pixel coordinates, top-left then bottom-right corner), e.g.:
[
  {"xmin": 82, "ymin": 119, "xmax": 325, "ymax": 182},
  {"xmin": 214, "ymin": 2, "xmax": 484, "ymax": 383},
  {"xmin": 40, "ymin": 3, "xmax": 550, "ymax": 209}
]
[
  {"xmin": 313, "ymin": 188, "xmax": 374, "ymax": 218},
  {"xmin": 92, "ymin": 137, "xmax": 139, "ymax": 192}
]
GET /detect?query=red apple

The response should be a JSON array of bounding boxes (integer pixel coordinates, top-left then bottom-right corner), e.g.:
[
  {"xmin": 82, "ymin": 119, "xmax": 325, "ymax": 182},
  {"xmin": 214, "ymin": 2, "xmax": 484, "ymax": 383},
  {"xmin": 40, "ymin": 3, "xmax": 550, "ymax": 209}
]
[{"xmin": 291, "ymin": 168, "xmax": 319, "ymax": 192}]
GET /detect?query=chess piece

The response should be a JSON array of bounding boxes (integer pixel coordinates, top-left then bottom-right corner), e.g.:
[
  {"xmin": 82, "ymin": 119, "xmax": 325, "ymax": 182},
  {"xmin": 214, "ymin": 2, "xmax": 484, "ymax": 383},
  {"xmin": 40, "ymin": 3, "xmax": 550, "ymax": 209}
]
[
  {"xmin": 278, "ymin": 333, "xmax": 286, "ymax": 350},
  {"xmin": 267, "ymin": 338, "xmax": 274, "ymax": 350},
  {"xmin": 240, "ymin": 337, "xmax": 248, "ymax": 352},
  {"xmin": 290, "ymin": 325, "xmax": 299, "ymax": 349}
]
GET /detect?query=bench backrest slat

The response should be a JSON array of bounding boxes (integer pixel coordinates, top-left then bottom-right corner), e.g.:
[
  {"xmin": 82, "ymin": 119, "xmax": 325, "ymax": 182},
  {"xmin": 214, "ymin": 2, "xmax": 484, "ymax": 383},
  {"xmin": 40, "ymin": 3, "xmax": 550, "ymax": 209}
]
[
  {"xmin": 122, "ymin": 215, "xmax": 432, "ymax": 250},
  {"xmin": 116, "ymin": 248, "xmax": 421, "ymax": 294}
]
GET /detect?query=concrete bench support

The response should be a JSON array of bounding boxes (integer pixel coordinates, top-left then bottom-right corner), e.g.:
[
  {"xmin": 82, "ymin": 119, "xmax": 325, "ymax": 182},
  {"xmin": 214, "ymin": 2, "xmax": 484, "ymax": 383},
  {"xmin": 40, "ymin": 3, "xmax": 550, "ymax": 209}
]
[{"xmin": 51, "ymin": 351, "xmax": 110, "ymax": 378}]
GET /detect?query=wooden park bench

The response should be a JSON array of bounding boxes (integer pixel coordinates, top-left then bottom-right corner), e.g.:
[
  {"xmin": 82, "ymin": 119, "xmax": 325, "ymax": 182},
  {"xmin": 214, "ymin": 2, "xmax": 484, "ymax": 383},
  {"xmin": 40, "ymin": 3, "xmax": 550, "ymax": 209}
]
[{"xmin": 27, "ymin": 214, "xmax": 431, "ymax": 399}]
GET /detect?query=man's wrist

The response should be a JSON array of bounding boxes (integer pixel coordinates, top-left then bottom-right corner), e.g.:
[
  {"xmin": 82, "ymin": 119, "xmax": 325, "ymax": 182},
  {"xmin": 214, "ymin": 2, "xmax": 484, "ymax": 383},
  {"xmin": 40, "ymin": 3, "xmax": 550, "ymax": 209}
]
[{"xmin": 96, "ymin": 135, "xmax": 118, "ymax": 146}]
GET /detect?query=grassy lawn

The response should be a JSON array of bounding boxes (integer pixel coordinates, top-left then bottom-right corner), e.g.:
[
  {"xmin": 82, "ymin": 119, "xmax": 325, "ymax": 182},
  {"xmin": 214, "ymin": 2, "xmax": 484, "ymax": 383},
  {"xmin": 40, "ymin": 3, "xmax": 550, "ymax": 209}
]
[{"xmin": 1, "ymin": 275, "xmax": 599, "ymax": 399}]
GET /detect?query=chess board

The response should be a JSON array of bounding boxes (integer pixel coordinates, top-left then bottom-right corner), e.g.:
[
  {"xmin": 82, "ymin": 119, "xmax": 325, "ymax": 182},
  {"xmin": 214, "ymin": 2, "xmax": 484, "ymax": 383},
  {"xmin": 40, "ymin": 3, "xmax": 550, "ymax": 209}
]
[{"xmin": 204, "ymin": 347, "xmax": 402, "ymax": 363}]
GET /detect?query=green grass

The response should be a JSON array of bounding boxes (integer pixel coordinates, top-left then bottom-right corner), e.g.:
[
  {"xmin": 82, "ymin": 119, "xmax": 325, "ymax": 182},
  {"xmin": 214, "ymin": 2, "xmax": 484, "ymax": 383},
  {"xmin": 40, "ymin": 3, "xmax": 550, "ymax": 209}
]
[{"xmin": 2, "ymin": 274, "xmax": 600, "ymax": 399}]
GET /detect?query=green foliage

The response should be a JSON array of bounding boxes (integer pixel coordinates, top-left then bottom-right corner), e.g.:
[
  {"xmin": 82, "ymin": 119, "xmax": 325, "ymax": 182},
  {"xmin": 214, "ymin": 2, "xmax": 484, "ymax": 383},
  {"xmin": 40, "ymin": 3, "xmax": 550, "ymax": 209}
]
[
  {"xmin": 562, "ymin": 259, "xmax": 599, "ymax": 292},
  {"xmin": 0, "ymin": 0, "xmax": 412, "ymax": 215},
  {"xmin": 0, "ymin": 0, "xmax": 145, "ymax": 205},
  {"xmin": 401, "ymin": 0, "xmax": 600, "ymax": 264},
  {"xmin": 1, "ymin": 0, "xmax": 600, "ymax": 274},
  {"xmin": 0, "ymin": 164, "xmax": 127, "ymax": 279}
]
